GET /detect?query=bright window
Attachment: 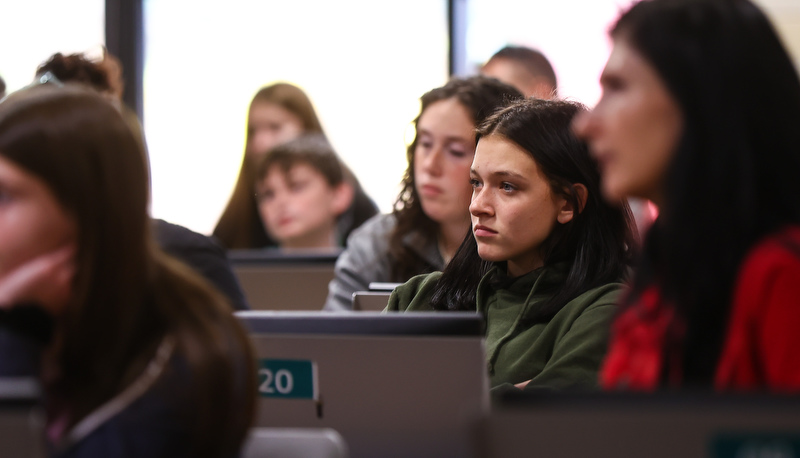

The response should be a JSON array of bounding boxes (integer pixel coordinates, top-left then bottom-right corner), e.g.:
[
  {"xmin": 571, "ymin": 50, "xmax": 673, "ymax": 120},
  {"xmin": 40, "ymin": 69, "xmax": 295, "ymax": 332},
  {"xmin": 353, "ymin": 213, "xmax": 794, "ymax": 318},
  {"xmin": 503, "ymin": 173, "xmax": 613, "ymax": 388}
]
[
  {"xmin": 143, "ymin": 0, "xmax": 449, "ymax": 234},
  {"xmin": 0, "ymin": 0, "xmax": 105, "ymax": 94},
  {"xmin": 464, "ymin": 0, "xmax": 636, "ymax": 108}
]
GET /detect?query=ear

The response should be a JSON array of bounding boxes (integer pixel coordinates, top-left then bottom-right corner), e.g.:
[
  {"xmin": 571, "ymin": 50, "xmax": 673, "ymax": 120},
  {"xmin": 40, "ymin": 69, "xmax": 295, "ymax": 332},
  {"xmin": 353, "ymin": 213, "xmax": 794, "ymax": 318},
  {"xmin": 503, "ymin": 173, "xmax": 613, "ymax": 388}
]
[
  {"xmin": 331, "ymin": 181, "xmax": 354, "ymax": 217},
  {"xmin": 556, "ymin": 183, "xmax": 588, "ymax": 224}
]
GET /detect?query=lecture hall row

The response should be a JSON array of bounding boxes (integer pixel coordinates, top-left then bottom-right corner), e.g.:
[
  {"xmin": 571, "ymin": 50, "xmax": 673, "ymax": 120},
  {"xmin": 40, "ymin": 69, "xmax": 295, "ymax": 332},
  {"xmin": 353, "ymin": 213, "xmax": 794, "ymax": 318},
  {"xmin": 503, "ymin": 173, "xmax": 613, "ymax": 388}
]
[{"xmin": 2, "ymin": 0, "xmax": 800, "ymax": 457}]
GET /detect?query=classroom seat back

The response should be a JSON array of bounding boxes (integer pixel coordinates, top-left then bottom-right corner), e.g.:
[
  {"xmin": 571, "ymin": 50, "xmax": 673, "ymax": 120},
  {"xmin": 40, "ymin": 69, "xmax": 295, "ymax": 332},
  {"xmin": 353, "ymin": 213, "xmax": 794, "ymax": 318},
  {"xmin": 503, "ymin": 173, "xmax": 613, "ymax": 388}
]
[
  {"xmin": 0, "ymin": 378, "xmax": 45, "ymax": 458},
  {"xmin": 478, "ymin": 392, "xmax": 800, "ymax": 458},
  {"xmin": 238, "ymin": 311, "xmax": 489, "ymax": 458},
  {"xmin": 229, "ymin": 249, "xmax": 340, "ymax": 310}
]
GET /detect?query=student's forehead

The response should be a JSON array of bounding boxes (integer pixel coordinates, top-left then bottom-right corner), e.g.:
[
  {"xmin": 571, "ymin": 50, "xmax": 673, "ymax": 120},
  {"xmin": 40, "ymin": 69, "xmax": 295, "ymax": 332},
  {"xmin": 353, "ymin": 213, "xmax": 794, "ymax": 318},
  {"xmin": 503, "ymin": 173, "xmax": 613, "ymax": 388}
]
[
  {"xmin": 266, "ymin": 160, "xmax": 325, "ymax": 178},
  {"xmin": 474, "ymin": 136, "xmax": 535, "ymax": 168}
]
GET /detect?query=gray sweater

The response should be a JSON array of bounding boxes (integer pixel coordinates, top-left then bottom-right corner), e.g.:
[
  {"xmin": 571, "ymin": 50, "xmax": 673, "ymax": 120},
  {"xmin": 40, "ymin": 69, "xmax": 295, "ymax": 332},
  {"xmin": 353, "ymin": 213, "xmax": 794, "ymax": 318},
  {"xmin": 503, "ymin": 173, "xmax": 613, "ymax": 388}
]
[{"xmin": 322, "ymin": 214, "xmax": 444, "ymax": 311}]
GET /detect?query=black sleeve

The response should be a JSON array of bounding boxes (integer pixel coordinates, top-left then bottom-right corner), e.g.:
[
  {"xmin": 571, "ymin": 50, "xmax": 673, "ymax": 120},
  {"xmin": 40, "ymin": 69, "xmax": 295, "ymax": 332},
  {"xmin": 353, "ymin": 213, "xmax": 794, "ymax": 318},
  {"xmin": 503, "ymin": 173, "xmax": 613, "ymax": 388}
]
[{"xmin": 153, "ymin": 219, "xmax": 250, "ymax": 311}]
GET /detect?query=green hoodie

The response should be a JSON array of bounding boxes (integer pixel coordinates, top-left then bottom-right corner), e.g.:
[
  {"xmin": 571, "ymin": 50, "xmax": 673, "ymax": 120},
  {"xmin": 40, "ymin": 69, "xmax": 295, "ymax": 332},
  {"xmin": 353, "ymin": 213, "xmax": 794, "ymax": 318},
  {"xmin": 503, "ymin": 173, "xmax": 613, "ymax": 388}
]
[{"xmin": 385, "ymin": 263, "xmax": 622, "ymax": 391}]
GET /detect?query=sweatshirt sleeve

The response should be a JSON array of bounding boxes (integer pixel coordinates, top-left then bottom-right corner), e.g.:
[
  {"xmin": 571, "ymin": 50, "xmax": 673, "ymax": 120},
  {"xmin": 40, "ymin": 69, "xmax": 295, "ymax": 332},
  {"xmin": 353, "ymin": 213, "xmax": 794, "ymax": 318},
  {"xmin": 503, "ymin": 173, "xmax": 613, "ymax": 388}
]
[
  {"xmin": 384, "ymin": 272, "xmax": 442, "ymax": 312},
  {"xmin": 524, "ymin": 288, "xmax": 619, "ymax": 390}
]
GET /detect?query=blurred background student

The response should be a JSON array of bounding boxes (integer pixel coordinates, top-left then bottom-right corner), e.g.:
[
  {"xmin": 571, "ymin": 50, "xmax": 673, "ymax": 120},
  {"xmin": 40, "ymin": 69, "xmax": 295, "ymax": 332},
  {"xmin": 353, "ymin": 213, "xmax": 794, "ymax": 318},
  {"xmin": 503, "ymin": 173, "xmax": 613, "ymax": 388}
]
[
  {"xmin": 323, "ymin": 75, "xmax": 522, "ymax": 311},
  {"xmin": 255, "ymin": 134, "xmax": 354, "ymax": 251},
  {"xmin": 573, "ymin": 0, "xmax": 800, "ymax": 390},
  {"xmin": 214, "ymin": 82, "xmax": 377, "ymax": 250},
  {"xmin": 388, "ymin": 98, "xmax": 636, "ymax": 392},
  {"xmin": 0, "ymin": 84, "xmax": 255, "ymax": 457},
  {"xmin": 34, "ymin": 51, "xmax": 249, "ymax": 311},
  {"xmin": 479, "ymin": 45, "xmax": 558, "ymax": 99}
]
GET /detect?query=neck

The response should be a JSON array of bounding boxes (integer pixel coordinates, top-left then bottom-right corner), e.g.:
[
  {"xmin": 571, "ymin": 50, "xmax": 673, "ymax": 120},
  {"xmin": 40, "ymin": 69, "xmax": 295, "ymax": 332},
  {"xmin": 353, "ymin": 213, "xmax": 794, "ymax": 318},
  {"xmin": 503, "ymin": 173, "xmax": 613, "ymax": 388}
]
[
  {"xmin": 437, "ymin": 221, "xmax": 469, "ymax": 264},
  {"xmin": 281, "ymin": 226, "xmax": 337, "ymax": 252},
  {"xmin": 506, "ymin": 257, "xmax": 544, "ymax": 278}
]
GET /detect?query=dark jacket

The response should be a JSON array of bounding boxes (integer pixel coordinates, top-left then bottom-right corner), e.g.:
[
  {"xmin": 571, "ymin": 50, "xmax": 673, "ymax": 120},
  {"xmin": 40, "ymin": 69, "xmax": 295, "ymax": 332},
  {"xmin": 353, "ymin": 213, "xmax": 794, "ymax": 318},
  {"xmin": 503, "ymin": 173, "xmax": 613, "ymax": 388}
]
[
  {"xmin": 0, "ymin": 308, "xmax": 247, "ymax": 458},
  {"xmin": 153, "ymin": 219, "xmax": 249, "ymax": 311},
  {"xmin": 387, "ymin": 264, "xmax": 621, "ymax": 391}
]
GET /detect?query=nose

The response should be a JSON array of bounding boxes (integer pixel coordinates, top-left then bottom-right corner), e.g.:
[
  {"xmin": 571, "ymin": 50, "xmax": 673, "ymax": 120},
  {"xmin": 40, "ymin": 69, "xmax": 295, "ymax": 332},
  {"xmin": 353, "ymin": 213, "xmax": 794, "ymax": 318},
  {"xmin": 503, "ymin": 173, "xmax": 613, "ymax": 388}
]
[
  {"xmin": 262, "ymin": 188, "xmax": 288, "ymax": 213},
  {"xmin": 571, "ymin": 109, "xmax": 594, "ymax": 140},
  {"xmin": 420, "ymin": 145, "xmax": 443, "ymax": 176},
  {"xmin": 275, "ymin": 188, "xmax": 293, "ymax": 208},
  {"xmin": 250, "ymin": 132, "xmax": 277, "ymax": 158},
  {"xmin": 469, "ymin": 187, "xmax": 493, "ymax": 218}
]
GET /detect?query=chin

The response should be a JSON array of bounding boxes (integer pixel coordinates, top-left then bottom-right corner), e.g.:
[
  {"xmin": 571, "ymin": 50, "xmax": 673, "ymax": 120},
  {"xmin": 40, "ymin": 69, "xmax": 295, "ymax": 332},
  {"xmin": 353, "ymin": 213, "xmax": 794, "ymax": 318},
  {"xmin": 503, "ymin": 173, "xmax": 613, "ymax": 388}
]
[
  {"xmin": 601, "ymin": 181, "xmax": 627, "ymax": 202},
  {"xmin": 476, "ymin": 247, "xmax": 503, "ymax": 263},
  {"xmin": 420, "ymin": 207, "xmax": 444, "ymax": 224}
]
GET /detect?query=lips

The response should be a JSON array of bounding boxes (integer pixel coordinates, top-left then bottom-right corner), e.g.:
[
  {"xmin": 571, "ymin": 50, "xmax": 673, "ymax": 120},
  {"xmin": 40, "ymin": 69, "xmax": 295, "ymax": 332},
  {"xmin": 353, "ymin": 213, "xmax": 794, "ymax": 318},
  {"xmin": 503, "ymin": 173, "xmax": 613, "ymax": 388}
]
[
  {"xmin": 276, "ymin": 216, "xmax": 294, "ymax": 227},
  {"xmin": 419, "ymin": 184, "xmax": 443, "ymax": 197},
  {"xmin": 473, "ymin": 224, "xmax": 497, "ymax": 237}
]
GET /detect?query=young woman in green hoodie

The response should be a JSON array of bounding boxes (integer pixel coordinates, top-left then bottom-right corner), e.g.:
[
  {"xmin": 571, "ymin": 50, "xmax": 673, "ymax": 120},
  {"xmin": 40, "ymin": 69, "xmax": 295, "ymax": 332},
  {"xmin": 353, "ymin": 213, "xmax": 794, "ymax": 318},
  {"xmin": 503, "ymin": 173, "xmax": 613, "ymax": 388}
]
[{"xmin": 386, "ymin": 98, "xmax": 636, "ymax": 392}]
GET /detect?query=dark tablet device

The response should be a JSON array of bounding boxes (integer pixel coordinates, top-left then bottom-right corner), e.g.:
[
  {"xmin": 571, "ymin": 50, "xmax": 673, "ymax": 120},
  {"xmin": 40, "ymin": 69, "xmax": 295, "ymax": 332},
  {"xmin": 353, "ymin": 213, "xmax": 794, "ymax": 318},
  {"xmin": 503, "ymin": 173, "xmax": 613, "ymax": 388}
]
[{"xmin": 236, "ymin": 310, "xmax": 484, "ymax": 336}]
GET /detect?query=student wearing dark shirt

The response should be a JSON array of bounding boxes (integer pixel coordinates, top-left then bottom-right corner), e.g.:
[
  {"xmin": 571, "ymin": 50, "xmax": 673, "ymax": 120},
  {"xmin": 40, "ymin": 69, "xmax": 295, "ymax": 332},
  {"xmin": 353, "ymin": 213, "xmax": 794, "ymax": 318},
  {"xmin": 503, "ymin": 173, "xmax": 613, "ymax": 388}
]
[{"xmin": 0, "ymin": 85, "xmax": 255, "ymax": 457}]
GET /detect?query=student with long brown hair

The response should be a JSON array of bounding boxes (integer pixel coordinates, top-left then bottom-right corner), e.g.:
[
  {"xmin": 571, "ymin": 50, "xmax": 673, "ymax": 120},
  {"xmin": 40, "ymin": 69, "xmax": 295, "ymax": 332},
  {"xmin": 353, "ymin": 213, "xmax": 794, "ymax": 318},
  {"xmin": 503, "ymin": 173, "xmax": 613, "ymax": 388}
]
[
  {"xmin": 214, "ymin": 82, "xmax": 377, "ymax": 249},
  {"xmin": 0, "ymin": 84, "xmax": 255, "ymax": 457}
]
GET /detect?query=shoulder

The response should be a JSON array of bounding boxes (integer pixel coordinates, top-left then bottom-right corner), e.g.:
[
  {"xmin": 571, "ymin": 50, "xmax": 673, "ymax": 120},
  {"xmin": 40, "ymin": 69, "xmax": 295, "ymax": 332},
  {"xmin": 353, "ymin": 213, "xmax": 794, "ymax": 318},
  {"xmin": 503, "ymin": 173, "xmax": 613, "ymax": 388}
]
[
  {"xmin": 348, "ymin": 213, "xmax": 396, "ymax": 241},
  {"xmin": 325, "ymin": 214, "xmax": 399, "ymax": 311},
  {"xmin": 732, "ymin": 225, "xmax": 800, "ymax": 312},
  {"xmin": 559, "ymin": 282, "xmax": 625, "ymax": 317},
  {"xmin": 543, "ymin": 282, "xmax": 623, "ymax": 342},
  {"xmin": 336, "ymin": 214, "xmax": 396, "ymax": 267},
  {"xmin": 386, "ymin": 271, "xmax": 443, "ymax": 312},
  {"xmin": 153, "ymin": 219, "xmax": 249, "ymax": 311},
  {"xmin": 153, "ymin": 219, "xmax": 222, "ymax": 254},
  {"xmin": 738, "ymin": 226, "xmax": 800, "ymax": 281}
]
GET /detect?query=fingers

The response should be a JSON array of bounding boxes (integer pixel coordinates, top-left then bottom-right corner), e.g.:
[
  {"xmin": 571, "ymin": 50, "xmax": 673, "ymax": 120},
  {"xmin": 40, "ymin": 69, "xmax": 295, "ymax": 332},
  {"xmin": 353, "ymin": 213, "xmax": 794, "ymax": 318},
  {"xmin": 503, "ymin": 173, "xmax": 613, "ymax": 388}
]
[
  {"xmin": 514, "ymin": 379, "xmax": 531, "ymax": 390},
  {"xmin": 0, "ymin": 244, "xmax": 76, "ymax": 314}
]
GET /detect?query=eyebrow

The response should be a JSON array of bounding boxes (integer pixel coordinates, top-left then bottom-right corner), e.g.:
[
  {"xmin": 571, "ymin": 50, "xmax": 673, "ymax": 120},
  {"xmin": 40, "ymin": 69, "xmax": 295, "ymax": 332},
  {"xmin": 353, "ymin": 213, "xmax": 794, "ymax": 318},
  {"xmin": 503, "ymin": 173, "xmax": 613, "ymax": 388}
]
[
  {"xmin": 418, "ymin": 128, "xmax": 471, "ymax": 144},
  {"xmin": 470, "ymin": 169, "xmax": 527, "ymax": 180}
]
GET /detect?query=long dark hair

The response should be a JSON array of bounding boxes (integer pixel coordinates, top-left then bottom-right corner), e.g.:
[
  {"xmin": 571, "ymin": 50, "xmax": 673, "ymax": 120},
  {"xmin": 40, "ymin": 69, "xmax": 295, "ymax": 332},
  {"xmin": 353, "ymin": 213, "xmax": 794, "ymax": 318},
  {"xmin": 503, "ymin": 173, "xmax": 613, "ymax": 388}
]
[
  {"xmin": 613, "ymin": 0, "xmax": 800, "ymax": 384},
  {"xmin": 431, "ymin": 98, "xmax": 636, "ymax": 321},
  {"xmin": 390, "ymin": 75, "xmax": 522, "ymax": 281},
  {"xmin": 0, "ymin": 85, "xmax": 256, "ymax": 457}
]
